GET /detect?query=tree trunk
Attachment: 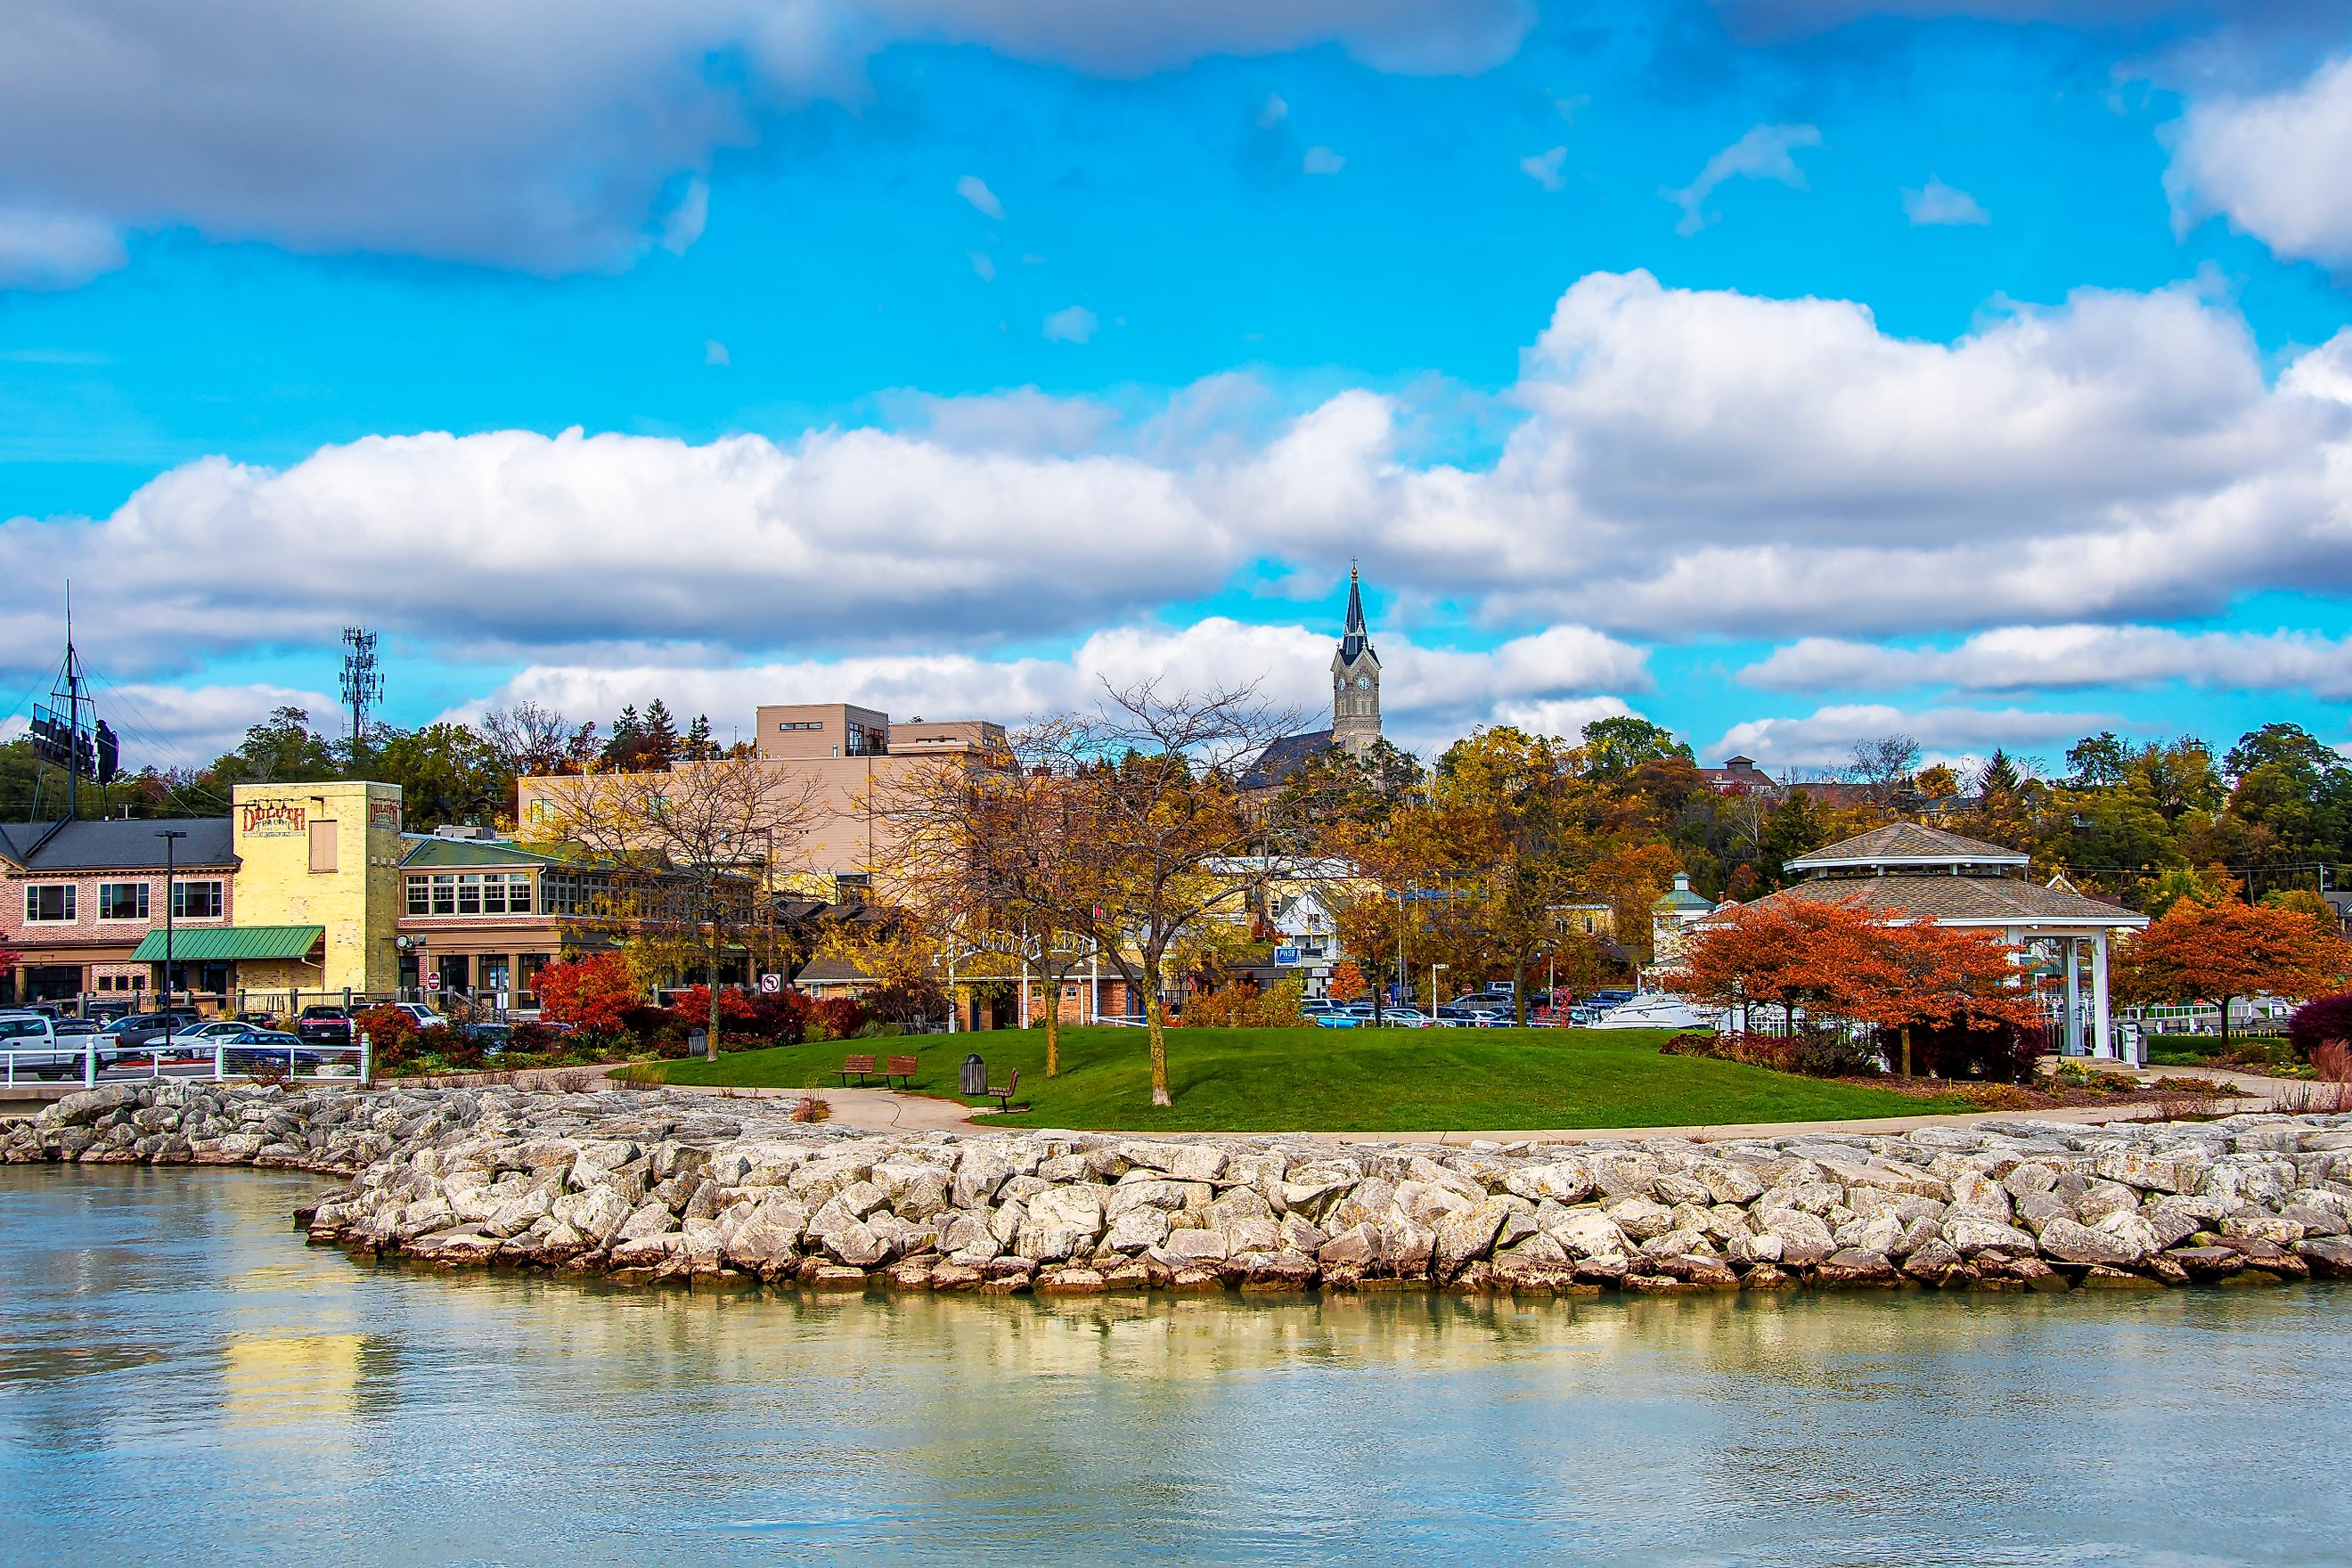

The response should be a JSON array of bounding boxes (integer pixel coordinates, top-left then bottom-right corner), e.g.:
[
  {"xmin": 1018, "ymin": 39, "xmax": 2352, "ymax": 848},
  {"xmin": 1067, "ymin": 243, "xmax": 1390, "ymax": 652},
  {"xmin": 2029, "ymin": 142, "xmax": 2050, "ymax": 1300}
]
[
  {"xmin": 1899, "ymin": 1024, "xmax": 1912, "ymax": 1081},
  {"xmin": 1513, "ymin": 956, "xmax": 1527, "ymax": 1025},
  {"xmin": 706, "ymin": 935, "xmax": 723, "ymax": 1062},
  {"xmin": 1043, "ymin": 968, "xmax": 1061, "ymax": 1078},
  {"xmin": 2218, "ymin": 994, "xmax": 2234, "ymax": 1056},
  {"xmin": 1144, "ymin": 960, "xmax": 1172, "ymax": 1107}
]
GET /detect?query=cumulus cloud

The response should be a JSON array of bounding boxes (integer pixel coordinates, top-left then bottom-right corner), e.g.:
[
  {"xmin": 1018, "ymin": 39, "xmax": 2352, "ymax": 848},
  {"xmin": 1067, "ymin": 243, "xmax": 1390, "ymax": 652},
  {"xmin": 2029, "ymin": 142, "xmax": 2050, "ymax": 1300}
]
[
  {"xmin": 57, "ymin": 682, "xmax": 345, "ymax": 770},
  {"xmin": 1520, "ymin": 146, "xmax": 1569, "ymax": 192},
  {"xmin": 703, "ymin": 339, "xmax": 731, "ymax": 366},
  {"xmin": 1711, "ymin": 703, "xmax": 2115, "ymax": 772},
  {"xmin": 14, "ymin": 270, "xmax": 2352, "ymax": 683},
  {"xmin": 1303, "ymin": 145, "xmax": 1347, "ymax": 175},
  {"xmin": 1742, "ymin": 625, "xmax": 2352, "ymax": 700},
  {"xmin": 2168, "ymin": 53, "xmax": 2352, "ymax": 268},
  {"xmin": 954, "ymin": 174, "xmax": 1004, "ymax": 220},
  {"xmin": 1902, "ymin": 175, "xmax": 1989, "ymax": 225},
  {"xmin": 0, "ymin": 208, "xmax": 127, "ymax": 290},
  {"xmin": 1042, "ymin": 305, "xmax": 1098, "ymax": 343},
  {"xmin": 1662, "ymin": 123, "xmax": 1820, "ymax": 235},
  {"xmin": 0, "ymin": 0, "xmax": 1524, "ymax": 282},
  {"xmin": 1256, "ymin": 92, "xmax": 1289, "ymax": 128},
  {"xmin": 448, "ymin": 616, "xmax": 1651, "ymax": 758}
]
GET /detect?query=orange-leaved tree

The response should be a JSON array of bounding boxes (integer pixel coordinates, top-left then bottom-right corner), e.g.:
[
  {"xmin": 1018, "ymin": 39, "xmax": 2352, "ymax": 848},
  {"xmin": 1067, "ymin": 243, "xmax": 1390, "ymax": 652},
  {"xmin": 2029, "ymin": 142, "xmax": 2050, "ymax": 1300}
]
[
  {"xmin": 2117, "ymin": 897, "xmax": 2351, "ymax": 1052},
  {"xmin": 1840, "ymin": 918, "xmax": 2038, "ymax": 1078},
  {"xmin": 1326, "ymin": 960, "xmax": 1368, "ymax": 1004},
  {"xmin": 1668, "ymin": 897, "xmax": 2030, "ymax": 1075},
  {"xmin": 535, "ymin": 951, "xmax": 641, "ymax": 1034}
]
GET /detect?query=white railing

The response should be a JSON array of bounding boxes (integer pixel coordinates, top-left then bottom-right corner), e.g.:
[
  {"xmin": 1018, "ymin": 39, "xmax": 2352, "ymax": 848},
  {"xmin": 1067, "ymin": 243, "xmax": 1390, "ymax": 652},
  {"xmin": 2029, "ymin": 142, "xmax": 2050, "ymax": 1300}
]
[{"xmin": 0, "ymin": 1035, "xmax": 372, "ymax": 1089}]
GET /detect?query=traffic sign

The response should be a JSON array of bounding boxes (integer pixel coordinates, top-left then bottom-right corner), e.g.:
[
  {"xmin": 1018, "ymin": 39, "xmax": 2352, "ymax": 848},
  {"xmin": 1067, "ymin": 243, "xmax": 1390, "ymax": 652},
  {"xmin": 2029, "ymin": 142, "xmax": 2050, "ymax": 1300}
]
[
  {"xmin": 759, "ymin": 973, "xmax": 782, "ymax": 994},
  {"xmin": 422, "ymin": 973, "xmax": 441, "ymax": 992}
]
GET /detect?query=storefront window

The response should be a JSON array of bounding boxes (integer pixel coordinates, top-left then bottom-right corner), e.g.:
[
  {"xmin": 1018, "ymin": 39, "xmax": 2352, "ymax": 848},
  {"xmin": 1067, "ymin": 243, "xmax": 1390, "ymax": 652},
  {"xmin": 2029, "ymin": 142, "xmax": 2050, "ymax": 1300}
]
[{"xmin": 171, "ymin": 880, "xmax": 224, "ymax": 919}]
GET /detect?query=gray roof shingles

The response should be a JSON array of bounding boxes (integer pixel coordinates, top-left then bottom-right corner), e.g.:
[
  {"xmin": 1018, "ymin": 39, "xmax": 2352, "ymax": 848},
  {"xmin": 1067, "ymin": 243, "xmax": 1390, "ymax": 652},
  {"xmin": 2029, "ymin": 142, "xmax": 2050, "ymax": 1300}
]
[{"xmin": 0, "ymin": 817, "xmax": 235, "ymax": 872}]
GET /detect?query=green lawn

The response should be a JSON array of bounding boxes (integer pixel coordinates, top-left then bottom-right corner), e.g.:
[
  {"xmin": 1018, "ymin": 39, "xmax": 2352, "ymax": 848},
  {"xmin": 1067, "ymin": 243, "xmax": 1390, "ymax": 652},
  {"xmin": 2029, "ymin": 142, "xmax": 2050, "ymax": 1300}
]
[{"xmin": 653, "ymin": 1025, "xmax": 1969, "ymax": 1133}]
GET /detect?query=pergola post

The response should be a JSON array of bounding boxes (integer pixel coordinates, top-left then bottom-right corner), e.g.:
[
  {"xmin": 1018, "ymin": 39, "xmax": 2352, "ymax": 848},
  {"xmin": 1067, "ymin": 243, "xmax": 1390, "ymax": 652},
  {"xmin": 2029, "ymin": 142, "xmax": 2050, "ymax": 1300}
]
[
  {"xmin": 2064, "ymin": 935, "xmax": 2084, "ymax": 1057},
  {"xmin": 2091, "ymin": 932, "xmax": 2113, "ymax": 1062}
]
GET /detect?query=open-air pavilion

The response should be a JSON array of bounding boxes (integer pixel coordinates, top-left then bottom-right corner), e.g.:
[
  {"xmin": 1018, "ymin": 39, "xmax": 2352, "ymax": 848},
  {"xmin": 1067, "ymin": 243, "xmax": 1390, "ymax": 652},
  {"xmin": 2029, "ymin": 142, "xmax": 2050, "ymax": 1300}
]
[{"xmin": 1739, "ymin": 822, "xmax": 2150, "ymax": 1058}]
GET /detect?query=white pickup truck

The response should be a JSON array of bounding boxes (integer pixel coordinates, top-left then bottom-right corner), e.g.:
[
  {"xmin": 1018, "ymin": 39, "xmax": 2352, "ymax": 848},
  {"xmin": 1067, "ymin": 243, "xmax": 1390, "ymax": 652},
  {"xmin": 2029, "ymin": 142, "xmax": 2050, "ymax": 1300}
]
[{"xmin": 0, "ymin": 1011, "xmax": 89, "ymax": 1082}]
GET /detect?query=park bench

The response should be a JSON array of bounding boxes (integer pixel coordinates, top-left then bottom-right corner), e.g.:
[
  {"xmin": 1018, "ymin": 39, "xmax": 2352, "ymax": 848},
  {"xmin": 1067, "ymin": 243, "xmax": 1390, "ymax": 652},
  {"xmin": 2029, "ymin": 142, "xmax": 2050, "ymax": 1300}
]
[
  {"xmin": 986, "ymin": 1066, "xmax": 1019, "ymax": 1111},
  {"xmin": 882, "ymin": 1054, "xmax": 919, "ymax": 1088},
  {"xmin": 837, "ymin": 1054, "xmax": 877, "ymax": 1085}
]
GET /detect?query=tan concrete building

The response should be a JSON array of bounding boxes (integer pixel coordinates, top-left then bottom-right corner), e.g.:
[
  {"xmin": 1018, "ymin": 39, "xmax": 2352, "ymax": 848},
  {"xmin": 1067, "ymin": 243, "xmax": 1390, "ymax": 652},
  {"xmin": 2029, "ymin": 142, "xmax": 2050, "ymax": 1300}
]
[{"xmin": 519, "ymin": 703, "xmax": 1007, "ymax": 899}]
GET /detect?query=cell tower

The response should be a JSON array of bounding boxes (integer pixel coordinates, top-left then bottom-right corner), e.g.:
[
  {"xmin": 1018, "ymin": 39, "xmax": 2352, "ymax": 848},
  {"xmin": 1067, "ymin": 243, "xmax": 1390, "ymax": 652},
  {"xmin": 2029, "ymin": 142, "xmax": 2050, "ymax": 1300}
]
[{"xmin": 340, "ymin": 626, "xmax": 384, "ymax": 750}]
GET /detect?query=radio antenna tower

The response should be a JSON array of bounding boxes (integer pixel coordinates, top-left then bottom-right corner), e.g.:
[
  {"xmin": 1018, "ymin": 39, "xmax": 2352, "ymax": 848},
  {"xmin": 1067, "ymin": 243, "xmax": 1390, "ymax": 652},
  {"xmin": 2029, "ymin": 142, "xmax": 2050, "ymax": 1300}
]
[{"xmin": 340, "ymin": 626, "xmax": 383, "ymax": 753}]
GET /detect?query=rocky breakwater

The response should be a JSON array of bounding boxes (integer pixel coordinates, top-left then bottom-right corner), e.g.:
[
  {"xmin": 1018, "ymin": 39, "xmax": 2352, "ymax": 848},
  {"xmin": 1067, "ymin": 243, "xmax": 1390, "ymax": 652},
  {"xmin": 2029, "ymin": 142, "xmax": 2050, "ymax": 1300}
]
[{"xmin": 8, "ymin": 1082, "xmax": 2352, "ymax": 1296}]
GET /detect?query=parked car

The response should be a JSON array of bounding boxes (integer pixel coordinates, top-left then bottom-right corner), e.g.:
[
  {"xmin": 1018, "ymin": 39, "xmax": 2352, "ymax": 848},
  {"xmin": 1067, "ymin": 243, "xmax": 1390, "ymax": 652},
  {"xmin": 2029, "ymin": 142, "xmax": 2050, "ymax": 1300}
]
[
  {"xmin": 165, "ymin": 1019, "xmax": 268, "ymax": 1058},
  {"xmin": 222, "ymin": 1032, "xmax": 323, "ymax": 1073},
  {"xmin": 388, "ymin": 1002, "xmax": 450, "ymax": 1030},
  {"xmin": 91, "ymin": 1011, "xmax": 203, "ymax": 1063},
  {"xmin": 0, "ymin": 1011, "xmax": 81, "ymax": 1079},
  {"xmin": 1312, "ymin": 1010, "xmax": 1364, "ymax": 1029},
  {"xmin": 295, "ymin": 1005, "xmax": 355, "ymax": 1043},
  {"xmin": 457, "ymin": 1022, "xmax": 512, "ymax": 1055}
]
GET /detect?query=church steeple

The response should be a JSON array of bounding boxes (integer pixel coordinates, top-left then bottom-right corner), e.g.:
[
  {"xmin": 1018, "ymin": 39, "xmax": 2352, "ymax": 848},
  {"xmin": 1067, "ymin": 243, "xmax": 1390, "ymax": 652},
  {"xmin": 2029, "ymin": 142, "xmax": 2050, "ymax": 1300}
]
[{"xmin": 1330, "ymin": 561, "xmax": 1381, "ymax": 761}]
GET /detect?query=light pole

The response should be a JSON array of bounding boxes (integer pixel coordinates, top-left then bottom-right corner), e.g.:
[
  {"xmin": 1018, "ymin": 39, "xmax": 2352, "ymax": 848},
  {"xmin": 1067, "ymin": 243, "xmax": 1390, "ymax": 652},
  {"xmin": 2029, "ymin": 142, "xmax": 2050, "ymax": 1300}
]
[
  {"xmin": 1429, "ymin": 961, "xmax": 1448, "ymax": 1015},
  {"xmin": 155, "ymin": 829, "xmax": 186, "ymax": 1009}
]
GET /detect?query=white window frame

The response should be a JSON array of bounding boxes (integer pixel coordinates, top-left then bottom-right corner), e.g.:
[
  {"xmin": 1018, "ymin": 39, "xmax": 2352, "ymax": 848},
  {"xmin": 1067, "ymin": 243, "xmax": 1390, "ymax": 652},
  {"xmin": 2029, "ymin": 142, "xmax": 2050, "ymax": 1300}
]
[
  {"xmin": 24, "ymin": 884, "xmax": 76, "ymax": 924},
  {"xmin": 171, "ymin": 879, "xmax": 225, "ymax": 920},
  {"xmin": 96, "ymin": 881, "xmax": 151, "ymax": 922}
]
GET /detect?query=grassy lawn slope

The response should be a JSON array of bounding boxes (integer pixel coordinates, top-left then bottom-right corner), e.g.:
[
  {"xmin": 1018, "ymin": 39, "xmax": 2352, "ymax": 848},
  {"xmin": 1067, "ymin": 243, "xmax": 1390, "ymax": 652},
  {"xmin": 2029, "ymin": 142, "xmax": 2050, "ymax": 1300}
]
[{"xmin": 654, "ymin": 1025, "xmax": 1967, "ymax": 1133}]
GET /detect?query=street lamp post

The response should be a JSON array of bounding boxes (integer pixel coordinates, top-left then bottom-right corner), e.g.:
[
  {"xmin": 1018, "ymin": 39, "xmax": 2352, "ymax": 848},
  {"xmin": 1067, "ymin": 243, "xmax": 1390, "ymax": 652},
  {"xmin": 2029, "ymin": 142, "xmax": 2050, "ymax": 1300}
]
[
  {"xmin": 155, "ymin": 829, "xmax": 186, "ymax": 1009},
  {"xmin": 1429, "ymin": 962, "xmax": 1448, "ymax": 1015}
]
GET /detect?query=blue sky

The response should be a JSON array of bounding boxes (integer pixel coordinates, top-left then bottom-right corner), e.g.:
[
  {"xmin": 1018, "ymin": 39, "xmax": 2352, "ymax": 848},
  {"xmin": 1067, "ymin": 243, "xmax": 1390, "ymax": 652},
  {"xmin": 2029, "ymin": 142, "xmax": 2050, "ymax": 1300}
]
[{"xmin": 3, "ymin": 0, "xmax": 2349, "ymax": 777}]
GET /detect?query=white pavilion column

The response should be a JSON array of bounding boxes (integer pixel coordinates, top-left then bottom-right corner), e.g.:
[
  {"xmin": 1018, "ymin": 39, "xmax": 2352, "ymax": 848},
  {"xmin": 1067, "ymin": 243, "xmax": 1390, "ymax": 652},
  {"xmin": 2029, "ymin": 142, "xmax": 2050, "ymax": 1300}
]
[
  {"xmin": 2064, "ymin": 936, "xmax": 2085, "ymax": 1057},
  {"xmin": 2092, "ymin": 933, "xmax": 2113, "ymax": 1062}
]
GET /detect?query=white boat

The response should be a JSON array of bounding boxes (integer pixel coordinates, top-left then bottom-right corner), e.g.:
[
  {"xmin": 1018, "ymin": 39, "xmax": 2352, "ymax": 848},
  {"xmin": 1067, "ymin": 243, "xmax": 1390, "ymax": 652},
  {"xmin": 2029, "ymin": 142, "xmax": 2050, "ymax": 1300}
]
[{"xmin": 1588, "ymin": 992, "xmax": 1711, "ymax": 1031}]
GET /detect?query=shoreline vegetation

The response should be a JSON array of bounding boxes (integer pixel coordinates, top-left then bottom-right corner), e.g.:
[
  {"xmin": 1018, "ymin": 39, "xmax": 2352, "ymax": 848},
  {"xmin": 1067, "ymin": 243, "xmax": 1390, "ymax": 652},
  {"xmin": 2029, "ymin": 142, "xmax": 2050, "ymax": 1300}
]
[{"xmin": 9, "ymin": 1081, "xmax": 2350, "ymax": 1302}]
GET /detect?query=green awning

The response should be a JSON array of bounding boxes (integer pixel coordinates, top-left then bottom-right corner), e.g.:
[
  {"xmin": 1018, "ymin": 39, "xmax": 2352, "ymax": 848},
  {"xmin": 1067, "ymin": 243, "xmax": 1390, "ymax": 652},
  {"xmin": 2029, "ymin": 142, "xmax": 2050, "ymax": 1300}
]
[{"xmin": 129, "ymin": 925, "xmax": 323, "ymax": 962}]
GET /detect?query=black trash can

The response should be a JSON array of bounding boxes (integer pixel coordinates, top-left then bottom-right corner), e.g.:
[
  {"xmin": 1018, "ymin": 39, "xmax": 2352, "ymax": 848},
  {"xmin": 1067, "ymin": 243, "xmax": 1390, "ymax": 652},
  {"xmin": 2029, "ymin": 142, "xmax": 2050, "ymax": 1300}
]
[{"xmin": 960, "ymin": 1054, "xmax": 987, "ymax": 1095}]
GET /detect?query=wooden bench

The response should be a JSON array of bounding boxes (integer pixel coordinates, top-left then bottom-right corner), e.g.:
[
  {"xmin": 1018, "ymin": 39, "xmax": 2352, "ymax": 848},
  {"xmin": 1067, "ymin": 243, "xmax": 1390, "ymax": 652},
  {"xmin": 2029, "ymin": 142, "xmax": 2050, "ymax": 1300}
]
[
  {"xmin": 986, "ymin": 1066, "xmax": 1019, "ymax": 1111},
  {"xmin": 881, "ymin": 1054, "xmax": 919, "ymax": 1089},
  {"xmin": 837, "ymin": 1053, "xmax": 877, "ymax": 1085}
]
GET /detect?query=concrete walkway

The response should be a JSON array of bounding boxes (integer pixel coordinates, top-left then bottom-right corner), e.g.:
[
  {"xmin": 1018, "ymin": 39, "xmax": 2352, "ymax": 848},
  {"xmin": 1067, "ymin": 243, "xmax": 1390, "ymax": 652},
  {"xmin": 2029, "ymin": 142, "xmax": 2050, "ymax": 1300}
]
[{"xmin": 657, "ymin": 1081, "xmax": 2288, "ymax": 1147}]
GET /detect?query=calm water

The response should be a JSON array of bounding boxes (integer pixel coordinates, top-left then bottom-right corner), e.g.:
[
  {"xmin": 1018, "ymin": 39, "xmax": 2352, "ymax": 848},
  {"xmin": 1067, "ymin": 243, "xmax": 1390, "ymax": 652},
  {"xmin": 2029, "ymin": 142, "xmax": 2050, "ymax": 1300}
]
[{"xmin": 3, "ymin": 1167, "xmax": 2346, "ymax": 1567}]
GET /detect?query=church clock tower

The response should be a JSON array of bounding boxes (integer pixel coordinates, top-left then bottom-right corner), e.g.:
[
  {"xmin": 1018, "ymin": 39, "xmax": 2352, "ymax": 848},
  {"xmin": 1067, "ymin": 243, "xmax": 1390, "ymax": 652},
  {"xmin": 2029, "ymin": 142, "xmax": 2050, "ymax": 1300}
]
[{"xmin": 1330, "ymin": 563, "xmax": 1381, "ymax": 760}]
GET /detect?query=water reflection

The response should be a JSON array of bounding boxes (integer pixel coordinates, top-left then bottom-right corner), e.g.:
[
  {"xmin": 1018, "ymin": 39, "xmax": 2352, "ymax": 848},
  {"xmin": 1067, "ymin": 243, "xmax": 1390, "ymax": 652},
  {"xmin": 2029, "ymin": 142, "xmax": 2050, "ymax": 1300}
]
[{"xmin": 4, "ymin": 1167, "xmax": 2346, "ymax": 1568}]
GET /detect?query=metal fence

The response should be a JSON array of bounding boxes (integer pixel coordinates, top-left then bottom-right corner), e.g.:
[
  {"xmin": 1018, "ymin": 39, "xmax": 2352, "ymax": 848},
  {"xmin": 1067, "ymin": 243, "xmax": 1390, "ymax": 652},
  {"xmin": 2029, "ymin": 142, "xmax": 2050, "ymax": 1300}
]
[{"xmin": 1, "ymin": 1035, "xmax": 371, "ymax": 1089}]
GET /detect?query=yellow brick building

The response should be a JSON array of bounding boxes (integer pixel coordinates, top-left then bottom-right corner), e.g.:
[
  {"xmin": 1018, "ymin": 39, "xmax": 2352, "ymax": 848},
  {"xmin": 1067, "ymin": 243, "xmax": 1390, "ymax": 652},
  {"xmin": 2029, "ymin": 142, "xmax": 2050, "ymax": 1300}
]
[{"xmin": 228, "ymin": 781, "xmax": 404, "ymax": 994}]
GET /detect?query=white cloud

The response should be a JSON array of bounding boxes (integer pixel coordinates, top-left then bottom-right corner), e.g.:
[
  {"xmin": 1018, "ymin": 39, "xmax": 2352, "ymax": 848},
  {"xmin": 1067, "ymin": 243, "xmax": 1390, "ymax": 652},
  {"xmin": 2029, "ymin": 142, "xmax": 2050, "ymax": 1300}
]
[
  {"xmin": 0, "ymin": 208, "xmax": 127, "ymax": 290},
  {"xmin": 1256, "ymin": 92, "xmax": 1288, "ymax": 128},
  {"xmin": 968, "ymin": 250, "xmax": 996, "ymax": 281},
  {"xmin": 657, "ymin": 177, "xmax": 709, "ymax": 254},
  {"xmin": 954, "ymin": 174, "xmax": 1003, "ymax": 220},
  {"xmin": 1902, "ymin": 175, "xmax": 1988, "ymax": 226},
  {"xmin": 449, "ymin": 615, "xmax": 1651, "ymax": 759},
  {"xmin": 870, "ymin": 0, "xmax": 1532, "ymax": 76},
  {"xmin": 1041, "ymin": 305, "xmax": 1098, "ymax": 343},
  {"xmin": 0, "ymin": 0, "xmax": 1526, "ymax": 283},
  {"xmin": 1303, "ymin": 145, "xmax": 1346, "ymax": 175},
  {"xmin": 78, "ymin": 682, "xmax": 343, "ymax": 769},
  {"xmin": 703, "ymin": 339, "xmax": 731, "ymax": 366},
  {"xmin": 2168, "ymin": 53, "xmax": 2352, "ymax": 268},
  {"xmin": 1662, "ymin": 123, "xmax": 1820, "ymax": 236},
  {"xmin": 14, "ymin": 270, "xmax": 2352, "ymax": 687},
  {"xmin": 1520, "ymin": 146, "xmax": 1568, "ymax": 192},
  {"xmin": 1742, "ymin": 625, "xmax": 2352, "ymax": 701},
  {"xmin": 1711, "ymin": 703, "xmax": 2115, "ymax": 772}
]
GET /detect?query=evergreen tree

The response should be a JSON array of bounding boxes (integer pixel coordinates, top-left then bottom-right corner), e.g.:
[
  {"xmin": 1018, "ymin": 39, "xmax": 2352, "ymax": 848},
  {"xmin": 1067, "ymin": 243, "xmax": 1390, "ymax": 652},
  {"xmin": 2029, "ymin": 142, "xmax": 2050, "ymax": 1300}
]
[
  {"xmin": 641, "ymin": 699, "xmax": 681, "ymax": 766},
  {"xmin": 604, "ymin": 706, "xmax": 642, "ymax": 767},
  {"xmin": 685, "ymin": 713, "xmax": 715, "ymax": 761}
]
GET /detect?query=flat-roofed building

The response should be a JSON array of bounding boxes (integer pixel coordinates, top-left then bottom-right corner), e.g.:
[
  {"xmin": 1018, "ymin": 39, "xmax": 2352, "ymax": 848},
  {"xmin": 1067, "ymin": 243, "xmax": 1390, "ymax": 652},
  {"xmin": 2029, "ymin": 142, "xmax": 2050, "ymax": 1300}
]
[{"xmin": 519, "ymin": 702, "xmax": 1008, "ymax": 900}]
